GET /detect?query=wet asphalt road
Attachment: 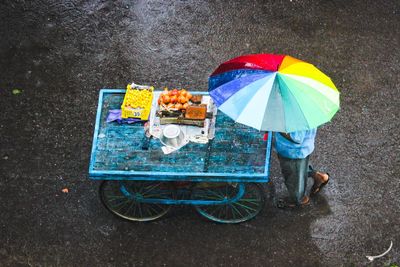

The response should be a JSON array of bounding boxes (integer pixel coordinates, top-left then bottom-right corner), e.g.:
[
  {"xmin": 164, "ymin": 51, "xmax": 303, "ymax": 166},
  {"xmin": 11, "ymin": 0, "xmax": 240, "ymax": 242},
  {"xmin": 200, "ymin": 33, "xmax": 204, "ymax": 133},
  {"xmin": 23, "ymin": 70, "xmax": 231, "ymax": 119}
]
[{"xmin": 0, "ymin": 0, "xmax": 399, "ymax": 266}]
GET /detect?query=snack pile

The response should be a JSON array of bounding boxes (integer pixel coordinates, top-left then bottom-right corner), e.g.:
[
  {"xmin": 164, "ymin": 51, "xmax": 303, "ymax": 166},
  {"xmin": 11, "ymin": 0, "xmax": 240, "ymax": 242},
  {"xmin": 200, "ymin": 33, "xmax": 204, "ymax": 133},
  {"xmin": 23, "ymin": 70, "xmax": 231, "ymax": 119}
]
[{"xmin": 158, "ymin": 88, "xmax": 193, "ymax": 111}]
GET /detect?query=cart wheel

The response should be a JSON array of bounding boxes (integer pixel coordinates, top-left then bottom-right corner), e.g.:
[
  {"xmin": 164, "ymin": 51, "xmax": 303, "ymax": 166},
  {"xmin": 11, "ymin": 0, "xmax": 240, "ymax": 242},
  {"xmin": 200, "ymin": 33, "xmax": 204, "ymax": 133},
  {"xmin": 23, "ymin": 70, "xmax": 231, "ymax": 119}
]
[
  {"xmin": 192, "ymin": 183, "xmax": 265, "ymax": 224},
  {"xmin": 100, "ymin": 180, "xmax": 175, "ymax": 222}
]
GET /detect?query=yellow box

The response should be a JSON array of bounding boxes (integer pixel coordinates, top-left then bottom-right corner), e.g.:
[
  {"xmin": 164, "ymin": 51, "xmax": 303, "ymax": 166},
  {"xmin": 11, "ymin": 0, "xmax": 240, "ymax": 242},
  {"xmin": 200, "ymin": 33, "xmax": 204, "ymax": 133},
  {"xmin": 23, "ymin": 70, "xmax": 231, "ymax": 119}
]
[{"xmin": 121, "ymin": 83, "xmax": 154, "ymax": 120}]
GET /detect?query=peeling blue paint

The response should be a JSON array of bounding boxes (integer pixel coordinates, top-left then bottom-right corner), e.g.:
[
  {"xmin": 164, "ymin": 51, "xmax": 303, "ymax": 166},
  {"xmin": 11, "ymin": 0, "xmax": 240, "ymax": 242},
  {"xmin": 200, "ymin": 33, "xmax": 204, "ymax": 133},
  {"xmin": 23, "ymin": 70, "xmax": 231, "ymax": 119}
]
[{"xmin": 89, "ymin": 89, "xmax": 272, "ymax": 183}]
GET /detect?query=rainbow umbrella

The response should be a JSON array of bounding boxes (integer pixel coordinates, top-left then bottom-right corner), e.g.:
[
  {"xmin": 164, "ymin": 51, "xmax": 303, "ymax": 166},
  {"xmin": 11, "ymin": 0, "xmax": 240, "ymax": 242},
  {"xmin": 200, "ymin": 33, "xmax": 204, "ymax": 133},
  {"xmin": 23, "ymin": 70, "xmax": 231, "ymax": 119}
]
[{"xmin": 208, "ymin": 54, "xmax": 340, "ymax": 132}]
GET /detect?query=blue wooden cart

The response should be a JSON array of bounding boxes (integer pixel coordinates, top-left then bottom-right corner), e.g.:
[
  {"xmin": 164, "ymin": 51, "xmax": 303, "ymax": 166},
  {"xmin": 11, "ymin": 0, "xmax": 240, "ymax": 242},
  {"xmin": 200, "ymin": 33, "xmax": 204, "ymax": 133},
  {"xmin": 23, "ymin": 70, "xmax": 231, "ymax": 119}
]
[{"xmin": 89, "ymin": 89, "xmax": 273, "ymax": 223}]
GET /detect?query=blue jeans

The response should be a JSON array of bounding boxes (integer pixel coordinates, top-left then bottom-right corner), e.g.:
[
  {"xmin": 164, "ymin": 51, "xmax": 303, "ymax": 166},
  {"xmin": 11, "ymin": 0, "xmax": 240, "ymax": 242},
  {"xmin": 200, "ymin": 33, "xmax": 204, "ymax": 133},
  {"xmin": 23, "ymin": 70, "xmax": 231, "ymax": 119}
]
[{"xmin": 278, "ymin": 155, "xmax": 313, "ymax": 204}]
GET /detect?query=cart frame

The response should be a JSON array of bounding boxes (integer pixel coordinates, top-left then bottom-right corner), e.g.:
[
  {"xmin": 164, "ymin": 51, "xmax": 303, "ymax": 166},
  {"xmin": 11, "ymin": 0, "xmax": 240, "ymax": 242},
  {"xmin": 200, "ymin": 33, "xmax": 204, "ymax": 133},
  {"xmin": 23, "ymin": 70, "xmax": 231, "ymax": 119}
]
[{"xmin": 89, "ymin": 89, "xmax": 273, "ymax": 223}]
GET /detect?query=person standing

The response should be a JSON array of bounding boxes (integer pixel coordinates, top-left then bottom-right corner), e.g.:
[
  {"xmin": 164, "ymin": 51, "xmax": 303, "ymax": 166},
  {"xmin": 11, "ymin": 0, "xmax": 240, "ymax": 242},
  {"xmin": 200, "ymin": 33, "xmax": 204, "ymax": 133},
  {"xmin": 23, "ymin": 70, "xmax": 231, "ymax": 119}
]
[{"xmin": 274, "ymin": 130, "xmax": 330, "ymax": 208}]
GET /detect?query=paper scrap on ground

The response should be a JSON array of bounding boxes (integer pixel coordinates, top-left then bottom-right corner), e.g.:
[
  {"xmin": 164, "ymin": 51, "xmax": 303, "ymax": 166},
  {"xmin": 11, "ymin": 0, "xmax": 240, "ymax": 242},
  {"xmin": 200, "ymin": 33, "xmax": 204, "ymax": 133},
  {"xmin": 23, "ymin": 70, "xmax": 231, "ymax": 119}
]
[{"xmin": 366, "ymin": 241, "xmax": 393, "ymax": 262}]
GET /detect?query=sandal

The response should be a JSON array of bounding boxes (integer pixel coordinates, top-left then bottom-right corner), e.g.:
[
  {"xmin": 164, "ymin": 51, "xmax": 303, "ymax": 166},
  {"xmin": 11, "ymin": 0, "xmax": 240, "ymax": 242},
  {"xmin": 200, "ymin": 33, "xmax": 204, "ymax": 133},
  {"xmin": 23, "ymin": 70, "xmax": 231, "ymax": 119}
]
[
  {"xmin": 277, "ymin": 196, "xmax": 310, "ymax": 209},
  {"xmin": 310, "ymin": 172, "xmax": 330, "ymax": 196}
]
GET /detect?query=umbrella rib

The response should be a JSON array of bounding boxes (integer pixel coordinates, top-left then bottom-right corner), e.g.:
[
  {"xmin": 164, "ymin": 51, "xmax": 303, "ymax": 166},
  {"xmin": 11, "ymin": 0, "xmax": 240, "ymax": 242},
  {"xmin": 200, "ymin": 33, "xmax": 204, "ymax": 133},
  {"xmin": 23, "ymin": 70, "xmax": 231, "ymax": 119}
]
[
  {"xmin": 279, "ymin": 62, "xmax": 337, "ymax": 90},
  {"xmin": 279, "ymin": 60, "xmax": 310, "ymax": 71},
  {"xmin": 210, "ymin": 73, "xmax": 271, "ymax": 107},
  {"xmin": 280, "ymin": 74, "xmax": 340, "ymax": 119},
  {"xmin": 277, "ymin": 76, "xmax": 290, "ymax": 133},
  {"xmin": 234, "ymin": 73, "xmax": 277, "ymax": 130},
  {"xmin": 289, "ymin": 75, "xmax": 339, "ymax": 109},
  {"xmin": 258, "ymin": 75, "xmax": 285, "ymax": 132},
  {"xmin": 277, "ymin": 74, "xmax": 311, "ymax": 132}
]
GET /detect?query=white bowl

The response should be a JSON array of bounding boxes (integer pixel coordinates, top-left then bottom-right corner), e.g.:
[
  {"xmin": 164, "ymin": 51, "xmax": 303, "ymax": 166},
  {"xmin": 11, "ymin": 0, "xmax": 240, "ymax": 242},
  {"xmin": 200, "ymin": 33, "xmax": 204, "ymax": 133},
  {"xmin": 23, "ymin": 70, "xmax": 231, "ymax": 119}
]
[{"xmin": 159, "ymin": 125, "xmax": 185, "ymax": 148}]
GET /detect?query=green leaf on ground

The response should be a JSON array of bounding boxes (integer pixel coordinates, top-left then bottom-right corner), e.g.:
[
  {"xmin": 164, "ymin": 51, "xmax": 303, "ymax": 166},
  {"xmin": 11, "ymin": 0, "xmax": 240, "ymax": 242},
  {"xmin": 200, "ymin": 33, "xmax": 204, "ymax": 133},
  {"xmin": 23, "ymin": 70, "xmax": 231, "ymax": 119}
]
[{"xmin": 12, "ymin": 89, "xmax": 22, "ymax": 95}]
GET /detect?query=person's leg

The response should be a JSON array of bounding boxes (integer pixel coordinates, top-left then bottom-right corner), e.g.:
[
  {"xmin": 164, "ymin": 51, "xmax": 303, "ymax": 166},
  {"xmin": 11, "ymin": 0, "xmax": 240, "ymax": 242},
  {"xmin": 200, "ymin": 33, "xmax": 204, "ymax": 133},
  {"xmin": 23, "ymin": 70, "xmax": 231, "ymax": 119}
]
[
  {"xmin": 307, "ymin": 163, "xmax": 330, "ymax": 195},
  {"xmin": 278, "ymin": 155, "xmax": 309, "ymax": 204},
  {"xmin": 301, "ymin": 156, "xmax": 310, "ymax": 197},
  {"xmin": 308, "ymin": 164, "xmax": 315, "ymax": 177},
  {"xmin": 311, "ymin": 172, "xmax": 330, "ymax": 195}
]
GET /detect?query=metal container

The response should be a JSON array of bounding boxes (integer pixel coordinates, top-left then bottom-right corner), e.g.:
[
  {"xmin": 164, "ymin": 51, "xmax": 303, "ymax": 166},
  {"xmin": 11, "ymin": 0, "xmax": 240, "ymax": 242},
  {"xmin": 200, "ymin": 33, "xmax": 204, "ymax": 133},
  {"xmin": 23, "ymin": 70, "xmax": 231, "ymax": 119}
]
[{"xmin": 159, "ymin": 125, "xmax": 185, "ymax": 148}]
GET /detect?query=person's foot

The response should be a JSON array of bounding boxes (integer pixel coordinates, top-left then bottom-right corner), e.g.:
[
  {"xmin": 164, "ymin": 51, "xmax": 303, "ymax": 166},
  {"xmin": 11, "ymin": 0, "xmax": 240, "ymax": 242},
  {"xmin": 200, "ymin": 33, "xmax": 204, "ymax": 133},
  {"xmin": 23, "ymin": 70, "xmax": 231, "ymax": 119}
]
[
  {"xmin": 277, "ymin": 196, "xmax": 310, "ymax": 209},
  {"xmin": 310, "ymin": 172, "xmax": 330, "ymax": 196}
]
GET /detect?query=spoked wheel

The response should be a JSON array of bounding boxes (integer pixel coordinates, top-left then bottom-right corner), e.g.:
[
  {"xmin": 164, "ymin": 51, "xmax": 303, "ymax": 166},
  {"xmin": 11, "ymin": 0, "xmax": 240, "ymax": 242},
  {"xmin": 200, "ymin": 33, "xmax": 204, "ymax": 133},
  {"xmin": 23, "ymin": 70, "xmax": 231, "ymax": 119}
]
[
  {"xmin": 192, "ymin": 183, "xmax": 265, "ymax": 224},
  {"xmin": 100, "ymin": 180, "xmax": 175, "ymax": 222}
]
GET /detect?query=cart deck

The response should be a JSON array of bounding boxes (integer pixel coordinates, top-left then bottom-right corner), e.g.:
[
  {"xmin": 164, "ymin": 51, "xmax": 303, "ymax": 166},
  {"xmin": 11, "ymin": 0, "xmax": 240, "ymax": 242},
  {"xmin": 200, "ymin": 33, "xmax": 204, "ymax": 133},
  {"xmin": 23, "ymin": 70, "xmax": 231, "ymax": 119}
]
[
  {"xmin": 89, "ymin": 89, "xmax": 272, "ymax": 182},
  {"xmin": 89, "ymin": 89, "xmax": 273, "ymax": 223}
]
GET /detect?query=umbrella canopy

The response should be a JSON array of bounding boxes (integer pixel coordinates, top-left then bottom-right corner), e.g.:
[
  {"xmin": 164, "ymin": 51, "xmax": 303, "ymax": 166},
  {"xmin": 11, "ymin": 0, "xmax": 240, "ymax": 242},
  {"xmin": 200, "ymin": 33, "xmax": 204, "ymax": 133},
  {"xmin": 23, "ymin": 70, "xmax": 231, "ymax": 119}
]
[{"xmin": 208, "ymin": 54, "xmax": 340, "ymax": 132}]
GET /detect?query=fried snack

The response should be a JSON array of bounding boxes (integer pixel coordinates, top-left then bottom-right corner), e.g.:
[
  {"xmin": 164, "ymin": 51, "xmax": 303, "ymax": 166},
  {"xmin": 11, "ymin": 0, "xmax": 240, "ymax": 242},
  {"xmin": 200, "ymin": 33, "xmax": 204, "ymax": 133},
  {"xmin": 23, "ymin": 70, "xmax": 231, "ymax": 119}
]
[
  {"xmin": 185, "ymin": 105, "xmax": 207, "ymax": 120},
  {"xmin": 190, "ymin": 95, "xmax": 202, "ymax": 104}
]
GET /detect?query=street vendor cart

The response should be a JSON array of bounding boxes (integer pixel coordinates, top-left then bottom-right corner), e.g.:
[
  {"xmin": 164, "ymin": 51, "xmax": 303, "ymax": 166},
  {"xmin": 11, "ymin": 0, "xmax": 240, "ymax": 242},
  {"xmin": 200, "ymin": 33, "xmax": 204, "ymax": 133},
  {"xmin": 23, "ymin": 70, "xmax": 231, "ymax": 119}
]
[{"xmin": 89, "ymin": 89, "xmax": 272, "ymax": 224}]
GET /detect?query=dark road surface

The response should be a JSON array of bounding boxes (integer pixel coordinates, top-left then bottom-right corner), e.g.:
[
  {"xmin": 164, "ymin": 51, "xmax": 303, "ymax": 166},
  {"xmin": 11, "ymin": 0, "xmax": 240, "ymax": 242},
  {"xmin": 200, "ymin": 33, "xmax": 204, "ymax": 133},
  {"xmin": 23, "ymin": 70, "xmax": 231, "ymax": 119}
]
[{"xmin": 0, "ymin": 0, "xmax": 399, "ymax": 266}]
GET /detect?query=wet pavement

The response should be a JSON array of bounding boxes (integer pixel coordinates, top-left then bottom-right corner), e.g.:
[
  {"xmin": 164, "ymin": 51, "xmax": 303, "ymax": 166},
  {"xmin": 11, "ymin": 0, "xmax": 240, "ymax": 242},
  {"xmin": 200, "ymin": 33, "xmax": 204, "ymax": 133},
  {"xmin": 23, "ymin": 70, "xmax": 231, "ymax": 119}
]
[{"xmin": 0, "ymin": 0, "xmax": 399, "ymax": 266}]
